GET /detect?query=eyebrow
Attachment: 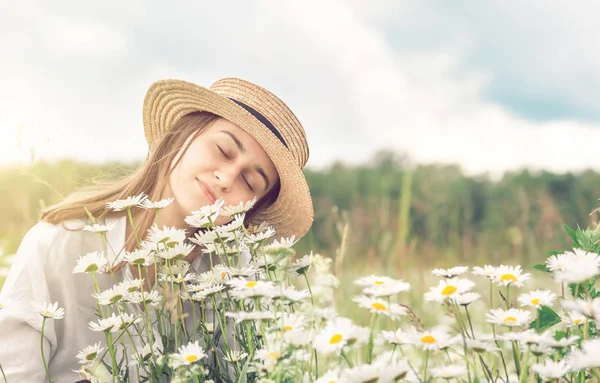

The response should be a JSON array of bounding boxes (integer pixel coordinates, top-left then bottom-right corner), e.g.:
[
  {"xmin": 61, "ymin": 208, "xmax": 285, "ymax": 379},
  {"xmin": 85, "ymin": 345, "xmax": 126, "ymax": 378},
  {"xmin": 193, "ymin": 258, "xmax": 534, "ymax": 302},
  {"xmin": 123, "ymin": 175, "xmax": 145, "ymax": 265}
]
[{"xmin": 220, "ymin": 130, "xmax": 271, "ymax": 191}]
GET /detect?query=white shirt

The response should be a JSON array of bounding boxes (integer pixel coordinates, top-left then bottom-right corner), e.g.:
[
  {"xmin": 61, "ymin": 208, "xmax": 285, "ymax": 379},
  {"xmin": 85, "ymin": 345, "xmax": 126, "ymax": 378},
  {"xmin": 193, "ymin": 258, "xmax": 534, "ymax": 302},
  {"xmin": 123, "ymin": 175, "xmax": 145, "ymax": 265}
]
[{"xmin": 0, "ymin": 215, "xmax": 241, "ymax": 382}]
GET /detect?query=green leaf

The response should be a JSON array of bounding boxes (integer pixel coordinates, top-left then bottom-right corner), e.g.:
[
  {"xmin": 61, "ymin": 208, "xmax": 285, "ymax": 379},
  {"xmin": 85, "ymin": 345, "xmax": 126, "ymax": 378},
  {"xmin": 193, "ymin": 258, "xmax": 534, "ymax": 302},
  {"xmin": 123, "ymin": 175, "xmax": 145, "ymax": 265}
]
[
  {"xmin": 530, "ymin": 305, "xmax": 561, "ymax": 331},
  {"xmin": 564, "ymin": 224, "xmax": 579, "ymax": 245},
  {"xmin": 554, "ymin": 330, "xmax": 566, "ymax": 341},
  {"xmin": 473, "ymin": 377, "xmax": 480, "ymax": 383},
  {"xmin": 533, "ymin": 264, "xmax": 551, "ymax": 273}
]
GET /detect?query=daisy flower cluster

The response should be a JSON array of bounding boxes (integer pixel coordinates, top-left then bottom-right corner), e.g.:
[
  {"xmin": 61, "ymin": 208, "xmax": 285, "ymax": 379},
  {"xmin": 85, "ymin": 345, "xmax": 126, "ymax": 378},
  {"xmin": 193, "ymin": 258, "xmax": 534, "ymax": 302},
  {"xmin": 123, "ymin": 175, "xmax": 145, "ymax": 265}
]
[{"xmin": 14, "ymin": 194, "xmax": 600, "ymax": 383}]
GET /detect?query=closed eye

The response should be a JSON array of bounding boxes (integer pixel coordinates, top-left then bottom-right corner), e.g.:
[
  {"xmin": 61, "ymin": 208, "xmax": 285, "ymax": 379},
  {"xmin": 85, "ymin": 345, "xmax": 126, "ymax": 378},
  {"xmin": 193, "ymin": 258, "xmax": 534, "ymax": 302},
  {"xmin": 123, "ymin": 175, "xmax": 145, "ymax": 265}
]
[
  {"xmin": 217, "ymin": 145, "xmax": 230, "ymax": 159},
  {"xmin": 243, "ymin": 176, "xmax": 254, "ymax": 192}
]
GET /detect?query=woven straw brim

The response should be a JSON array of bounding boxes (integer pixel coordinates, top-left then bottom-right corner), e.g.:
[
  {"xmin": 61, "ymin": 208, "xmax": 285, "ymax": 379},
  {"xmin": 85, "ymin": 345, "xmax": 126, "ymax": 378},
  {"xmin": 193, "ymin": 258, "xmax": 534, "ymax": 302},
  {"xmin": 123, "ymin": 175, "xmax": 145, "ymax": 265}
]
[{"xmin": 142, "ymin": 79, "xmax": 314, "ymax": 240}]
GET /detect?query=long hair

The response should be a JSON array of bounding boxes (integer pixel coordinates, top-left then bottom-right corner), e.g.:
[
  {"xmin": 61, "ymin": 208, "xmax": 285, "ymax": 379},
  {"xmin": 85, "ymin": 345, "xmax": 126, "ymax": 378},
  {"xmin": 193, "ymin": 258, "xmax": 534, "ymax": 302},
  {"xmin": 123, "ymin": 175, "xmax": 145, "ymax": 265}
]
[{"xmin": 41, "ymin": 111, "xmax": 280, "ymax": 255}]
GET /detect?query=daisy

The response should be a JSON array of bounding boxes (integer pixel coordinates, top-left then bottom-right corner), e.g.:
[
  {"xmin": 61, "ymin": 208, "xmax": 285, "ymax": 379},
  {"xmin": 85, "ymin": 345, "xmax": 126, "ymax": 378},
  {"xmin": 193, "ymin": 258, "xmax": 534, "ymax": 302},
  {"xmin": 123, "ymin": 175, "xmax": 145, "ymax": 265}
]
[
  {"xmin": 76, "ymin": 342, "xmax": 103, "ymax": 364},
  {"xmin": 517, "ymin": 290, "xmax": 557, "ymax": 308},
  {"xmin": 466, "ymin": 339, "xmax": 500, "ymax": 353},
  {"xmin": 274, "ymin": 312, "xmax": 306, "ymax": 333},
  {"xmin": 92, "ymin": 284, "xmax": 130, "ymax": 306},
  {"xmin": 227, "ymin": 264, "xmax": 260, "ymax": 278},
  {"xmin": 225, "ymin": 311, "xmax": 275, "ymax": 324},
  {"xmin": 147, "ymin": 225, "xmax": 187, "ymax": 246},
  {"xmin": 486, "ymin": 308, "xmax": 531, "ymax": 327},
  {"xmin": 546, "ymin": 335, "xmax": 580, "ymax": 349},
  {"xmin": 88, "ymin": 313, "xmax": 121, "ymax": 332},
  {"xmin": 378, "ymin": 361, "xmax": 411, "ymax": 382},
  {"xmin": 566, "ymin": 339, "xmax": 600, "ymax": 370},
  {"xmin": 472, "ymin": 265, "xmax": 498, "ymax": 280},
  {"xmin": 119, "ymin": 278, "xmax": 144, "ymax": 293},
  {"xmin": 494, "ymin": 265, "xmax": 530, "ymax": 287},
  {"xmin": 83, "ymin": 222, "xmax": 117, "ymax": 234},
  {"xmin": 223, "ymin": 350, "xmax": 248, "ymax": 364},
  {"xmin": 157, "ymin": 242, "xmax": 195, "ymax": 261},
  {"xmin": 432, "ymin": 266, "xmax": 469, "ymax": 278},
  {"xmin": 215, "ymin": 214, "xmax": 245, "ymax": 234},
  {"xmin": 316, "ymin": 370, "xmax": 342, "ymax": 383},
  {"xmin": 288, "ymin": 254, "xmax": 312, "ymax": 276},
  {"xmin": 314, "ymin": 317, "xmax": 369, "ymax": 354},
  {"xmin": 125, "ymin": 290, "xmax": 162, "ymax": 307},
  {"xmin": 545, "ymin": 253, "xmax": 569, "ymax": 272},
  {"xmin": 227, "ymin": 278, "xmax": 278, "ymax": 299},
  {"xmin": 353, "ymin": 296, "xmax": 407, "ymax": 319},
  {"xmin": 140, "ymin": 197, "xmax": 174, "ymax": 210},
  {"xmin": 379, "ymin": 329, "xmax": 415, "ymax": 346},
  {"xmin": 124, "ymin": 248, "xmax": 154, "ymax": 267},
  {"xmin": 562, "ymin": 311, "xmax": 588, "ymax": 327},
  {"xmin": 340, "ymin": 363, "xmax": 380, "ymax": 383},
  {"xmin": 117, "ymin": 313, "xmax": 142, "ymax": 330},
  {"xmin": 263, "ymin": 236, "xmax": 296, "ymax": 254},
  {"xmin": 354, "ymin": 275, "xmax": 396, "ymax": 287},
  {"xmin": 560, "ymin": 297, "xmax": 600, "ymax": 319},
  {"xmin": 172, "ymin": 341, "xmax": 206, "ymax": 366},
  {"xmin": 184, "ymin": 199, "xmax": 224, "ymax": 228},
  {"xmin": 220, "ymin": 197, "xmax": 257, "ymax": 216},
  {"xmin": 191, "ymin": 284, "xmax": 226, "ymax": 301},
  {"xmin": 424, "ymin": 278, "xmax": 476, "ymax": 302},
  {"xmin": 189, "ymin": 229, "xmax": 220, "ymax": 246},
  {"xmin": 279, "ymin": 285, "xmax": 311, "ymax": 303},
  {"xmin": 363, "ymin": 280, "xmax": 411, "ymax": 297},
  {"xmin": 246, "ymin": 226, "xmax": 276, "ymax": 243},
  {"xmin": 202, "ymin": 242, "xmax": 248, "ymax": 257},
  {"xmin": 553, "ymin": 249, "xmax": 600, "ymax": 283},
  {"xmin": 105, "ymin": 193, "xmax": 147, "ymax": 211},
  {"xmin": 429, "ymin": 365, "xmax": 467, "ymax": 380},
  {"xmin": 72, "ymin": 251, "xmax": 108, "ymax": 274},
  {"xmin": 411, "ymin": 327, "xmax": 457, "ymax": 351},
  {"xmin": 531, "ymin": 359, "xmax": 570, "ymax": 381},
  {"xmin": 30, "ymin": 301, "xmax": 65, "ymax": 320},
  {"xmin": 453, "ymin": 292, "xmax": 481, "ymax": 306}
]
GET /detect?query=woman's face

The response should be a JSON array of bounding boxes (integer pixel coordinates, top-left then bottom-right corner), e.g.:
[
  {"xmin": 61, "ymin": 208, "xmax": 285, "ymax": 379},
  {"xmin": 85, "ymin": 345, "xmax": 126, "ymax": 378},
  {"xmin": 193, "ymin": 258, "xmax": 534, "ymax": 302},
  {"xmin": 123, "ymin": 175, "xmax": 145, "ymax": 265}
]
[{"xmin": 165, "ymin": 117, "xmax": 279, "ymax": 225}]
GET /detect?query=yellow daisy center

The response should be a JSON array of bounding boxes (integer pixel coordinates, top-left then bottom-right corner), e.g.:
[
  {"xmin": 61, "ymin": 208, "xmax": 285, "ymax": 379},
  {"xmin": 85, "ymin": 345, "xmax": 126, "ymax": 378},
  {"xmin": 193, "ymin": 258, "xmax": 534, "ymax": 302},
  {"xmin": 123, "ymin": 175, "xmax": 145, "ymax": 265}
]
[
  {"xmin": 330, "ymin": 334, "xmax": 343, "ymax": 344},
  {"xmin": 371, "ymin": 302, "xmax": 388, "ymax": 311},
  {"xmin": 421, "ymin": 335, "xmax": 437, "ymax": 344},
  {"xmin": 45, "ymin": 311, "xmax": 52, "ymax": 316},
  {"xmin": 283, "ymin": 325, "xmax": 293, "ymax": 331},
  {"xmin": 531, "ymin": 298, "xmax": 540, "ymax": 305},
  {"xmin": 503, "ymin": 316, "xmax": 517, "ymax": 324},
  {"xmin": 220, "ymin": 272, "xmax": 227, "ymax": 279},
  {"xmin": 442, "ymin": 286, "xmax": 457, "ymax": 296},
  {"xmin": 374, "ymin": 281, "xmax": 385, "ymax": 285},
  {"xmin": 267, "ymin": 352, "xmax": 279, "ymax": 360},
  {"xmin": 185, "ymin": 354, "xmax": 198, "ymax": 363},
  {"xmin": 0, "ymin": 303, "xmax": 3, "ymax": 308},
  {"xmin": 500, "ymin": 274, "xmax": 517, "ymax": 283},
  {"xmin": 574, "ymin": 319, "xmax": 583, "ymax": 325},
  {"xmin": 246, "ymin": 281, "xmax": 257, "ymax": 288}
]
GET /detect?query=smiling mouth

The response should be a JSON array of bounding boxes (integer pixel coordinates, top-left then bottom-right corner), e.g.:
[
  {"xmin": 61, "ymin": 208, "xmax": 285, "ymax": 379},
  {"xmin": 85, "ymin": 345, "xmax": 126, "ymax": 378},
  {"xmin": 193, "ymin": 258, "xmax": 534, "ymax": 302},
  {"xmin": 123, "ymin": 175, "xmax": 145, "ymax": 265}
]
[{"xmin": 196, "ymin": 178, "xmax": 217, "ymax": 203}]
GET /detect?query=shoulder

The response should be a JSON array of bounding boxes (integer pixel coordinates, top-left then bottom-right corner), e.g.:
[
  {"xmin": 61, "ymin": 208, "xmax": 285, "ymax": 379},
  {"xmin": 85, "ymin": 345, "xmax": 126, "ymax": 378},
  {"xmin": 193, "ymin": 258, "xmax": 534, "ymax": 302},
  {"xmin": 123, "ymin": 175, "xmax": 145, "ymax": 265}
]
[{"xmin": 20, "ymin": 218, "xmax": 88, "ymax": 250}]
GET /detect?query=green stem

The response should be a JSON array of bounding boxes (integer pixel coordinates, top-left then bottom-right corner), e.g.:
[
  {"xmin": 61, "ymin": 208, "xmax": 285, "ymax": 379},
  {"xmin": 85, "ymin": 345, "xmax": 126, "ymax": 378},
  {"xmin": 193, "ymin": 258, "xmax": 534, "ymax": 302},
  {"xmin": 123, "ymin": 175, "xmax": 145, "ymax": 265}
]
[
  {"xmin": 366, "ymin": 314, "xmax": 378, "ymax": 364},
  {"xmin": 511, "ymin": 340, "xmax": 521, "ymax": 376},
  {"xmin": 40, "ymin": 317, "xmax": 52, "ymax": 383},
  {"xmin": 126, "ymin": 207, "xmax": 141, "ymax": 247},
  {"xmin": 464, "ymin": 306, "xmax": 476, "ymax": 338},
  {"xmin": 422, "ymin": 350, "xmax": 430, "ymax": 382},
  {"xmin": 106, "ymin": 331, "xmax": 119, "ymax": 379}
]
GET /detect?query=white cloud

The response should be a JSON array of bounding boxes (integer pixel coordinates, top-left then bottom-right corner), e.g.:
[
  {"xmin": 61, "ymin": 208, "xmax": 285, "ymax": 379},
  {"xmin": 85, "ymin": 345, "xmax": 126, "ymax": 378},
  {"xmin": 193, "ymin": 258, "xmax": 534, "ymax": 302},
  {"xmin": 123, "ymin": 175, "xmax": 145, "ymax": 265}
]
[{"xmin": 0, "ymin": 0, "xmax": 599, "ymax": 178}]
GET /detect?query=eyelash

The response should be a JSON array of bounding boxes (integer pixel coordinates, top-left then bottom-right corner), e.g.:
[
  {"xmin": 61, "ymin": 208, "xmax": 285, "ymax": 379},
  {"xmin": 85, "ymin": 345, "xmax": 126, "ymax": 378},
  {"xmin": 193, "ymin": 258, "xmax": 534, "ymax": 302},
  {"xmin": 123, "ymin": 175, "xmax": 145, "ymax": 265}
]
[{"xmin": 217, "ymin": 145, "xmax": 254, "ymax": 192}]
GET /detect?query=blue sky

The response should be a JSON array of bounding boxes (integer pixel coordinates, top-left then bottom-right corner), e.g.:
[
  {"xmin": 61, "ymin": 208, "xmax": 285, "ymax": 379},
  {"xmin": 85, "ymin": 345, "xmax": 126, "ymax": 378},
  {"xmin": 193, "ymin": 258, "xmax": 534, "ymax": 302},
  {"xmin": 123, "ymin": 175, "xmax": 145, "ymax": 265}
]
[{"xmin": 1, "ymin": 0, "xmax": 599, "ymax": 178}]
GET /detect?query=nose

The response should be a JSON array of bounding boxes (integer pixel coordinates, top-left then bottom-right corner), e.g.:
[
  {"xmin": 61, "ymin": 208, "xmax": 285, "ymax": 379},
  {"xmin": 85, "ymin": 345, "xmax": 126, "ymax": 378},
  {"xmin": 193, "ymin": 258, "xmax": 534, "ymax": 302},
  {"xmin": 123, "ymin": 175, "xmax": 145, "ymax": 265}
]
[{"xmin": 214, "ymin": 167, "xmax": 236, "ymax": 192}]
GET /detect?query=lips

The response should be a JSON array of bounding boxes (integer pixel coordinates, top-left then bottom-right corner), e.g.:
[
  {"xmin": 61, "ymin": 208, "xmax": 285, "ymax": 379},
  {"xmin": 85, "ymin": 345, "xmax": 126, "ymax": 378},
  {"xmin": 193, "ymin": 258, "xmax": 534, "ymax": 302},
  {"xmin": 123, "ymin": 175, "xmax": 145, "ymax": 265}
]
[{"xmin": 196, "ymin": 178, "xmax": 217, "ymax": 203}]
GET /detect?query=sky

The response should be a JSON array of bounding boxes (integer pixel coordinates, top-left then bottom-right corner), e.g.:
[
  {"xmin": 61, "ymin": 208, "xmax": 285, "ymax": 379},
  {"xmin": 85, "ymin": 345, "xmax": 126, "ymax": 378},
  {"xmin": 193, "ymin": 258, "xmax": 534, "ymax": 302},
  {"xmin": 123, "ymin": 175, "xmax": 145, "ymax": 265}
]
[{"xmin": 1, "ymin": 0, "xmax": 600, "ymax": 178}]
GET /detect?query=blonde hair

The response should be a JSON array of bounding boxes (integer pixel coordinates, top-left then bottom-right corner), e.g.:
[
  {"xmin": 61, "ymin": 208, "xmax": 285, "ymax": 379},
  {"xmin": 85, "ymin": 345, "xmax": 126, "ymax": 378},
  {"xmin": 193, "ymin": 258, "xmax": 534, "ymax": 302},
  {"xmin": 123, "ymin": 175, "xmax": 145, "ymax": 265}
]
[{"xmin": 41, "ymin": 111, "xmax": 280, "ymax": 256}]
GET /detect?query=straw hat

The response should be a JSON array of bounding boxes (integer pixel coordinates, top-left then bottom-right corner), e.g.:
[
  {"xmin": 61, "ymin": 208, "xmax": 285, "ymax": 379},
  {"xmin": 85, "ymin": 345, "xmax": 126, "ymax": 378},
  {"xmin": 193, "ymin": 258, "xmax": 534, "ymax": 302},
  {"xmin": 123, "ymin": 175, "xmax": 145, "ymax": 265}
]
[{"xmin": 142, "ymin": 78, "xmax": 314, "ymax": 240}]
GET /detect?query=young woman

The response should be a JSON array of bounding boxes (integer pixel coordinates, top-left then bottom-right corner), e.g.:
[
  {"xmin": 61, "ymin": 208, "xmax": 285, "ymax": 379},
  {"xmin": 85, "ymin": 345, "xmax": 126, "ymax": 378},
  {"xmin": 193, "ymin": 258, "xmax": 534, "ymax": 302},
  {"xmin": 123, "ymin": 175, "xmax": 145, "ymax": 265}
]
[{"xmin": 0, "ymin": 78, "xmax": 314, "ymax": 382}]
